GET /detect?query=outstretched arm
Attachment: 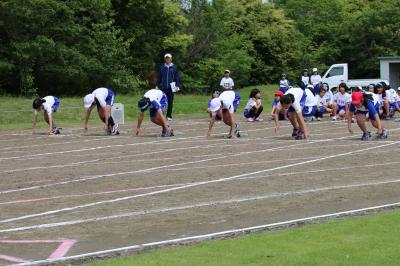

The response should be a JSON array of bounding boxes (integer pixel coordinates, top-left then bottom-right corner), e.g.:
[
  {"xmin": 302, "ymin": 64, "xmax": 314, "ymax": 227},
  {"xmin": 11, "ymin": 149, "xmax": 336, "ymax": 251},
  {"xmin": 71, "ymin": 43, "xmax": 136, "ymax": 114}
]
[
  {"xmin": 83, "ymin": 106, "xmax": 93, "ymax": 133},
  {"xmin": 32, "ymin": 113, "xmax": 38, "ymax": 134},
  {"xmin": 135, "ymin": 112, "xmax": 144, "ymax": 136}
]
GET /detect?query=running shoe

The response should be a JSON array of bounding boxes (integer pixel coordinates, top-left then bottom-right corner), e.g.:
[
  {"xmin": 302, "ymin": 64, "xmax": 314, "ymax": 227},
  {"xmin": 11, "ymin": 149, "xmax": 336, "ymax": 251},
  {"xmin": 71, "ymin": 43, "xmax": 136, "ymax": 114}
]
[
  {"xmin": 235, "ymin": 123, "xmax": 241, "ymax": 138},
  {"xmin": 379, "ymin": 128, "xmax": 388, "ymax": 139},
  {"xmin": 291, "ymin": 127, "xmax": 299, "ymax": 137},
  {"xmin": 52, "ymin": 128, "xmax": 62, "ymax": 135},
  {"xmin": 255, "ymin": 117, "xmax": 263, "ymax": 122},
  {"xmin": 111, "ymin": 124, "xmax": 119, "ymax": 135},
  {"xmin": 247, "ymin": 117, "xmax": 254, "ymax": 122},
  {"xmin": 361, "ymin": 131, "xmax": 371, "ymax": 141}
]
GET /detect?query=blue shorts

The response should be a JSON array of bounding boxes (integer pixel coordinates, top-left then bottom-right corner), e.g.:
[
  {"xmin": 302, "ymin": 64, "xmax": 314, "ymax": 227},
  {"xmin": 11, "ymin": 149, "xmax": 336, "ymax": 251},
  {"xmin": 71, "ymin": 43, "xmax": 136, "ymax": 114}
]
[
  {"xmin": 337, "ymin": 105, "xmax": 346, "ymax": 113},
  {"xmin": 279, "ymin": 87, "xmax": 288, "ymax": 93},
  {"xmin": 303, "ymin": 106, "xmax": 316, "ymax": 117},
  {"xmin": 105, "ymin": 89, "xmax": 115, "ymax": 106},
  {"xmin": 149, "ymin": 92, "xmax": 167, "ymax": 118},
  {"xmin": 52, "ymin": 96, "xmax": 60, "ymax": 112},
  {"xmin": 233, "ymin": 92, "xmax": 241, "ymax": 112},
  {"xmin": 288, "ymin": 91, "xmax": 307, "ymax": 113},
  {"xmin": 389, "ymin": 103, "xmax": 398, "ymax": 113},
  {"xmin": 318, "ymin": 106, "xmax": 325, "ymax": 113}
]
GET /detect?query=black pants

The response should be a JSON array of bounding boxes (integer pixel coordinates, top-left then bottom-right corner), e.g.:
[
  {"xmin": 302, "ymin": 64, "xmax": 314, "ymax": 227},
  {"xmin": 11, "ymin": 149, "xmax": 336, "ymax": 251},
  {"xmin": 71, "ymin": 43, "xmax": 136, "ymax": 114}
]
[
  {"xmin": 164, "ymin": 89, "xmax": 174, "ymax": 119},
  {"xmin": 247, "ymin": 105, "xmax": 263, "ymax": 118},
  {"xmin": 95, "ymin": 99, "xmax": 115, "ymax": 127}
]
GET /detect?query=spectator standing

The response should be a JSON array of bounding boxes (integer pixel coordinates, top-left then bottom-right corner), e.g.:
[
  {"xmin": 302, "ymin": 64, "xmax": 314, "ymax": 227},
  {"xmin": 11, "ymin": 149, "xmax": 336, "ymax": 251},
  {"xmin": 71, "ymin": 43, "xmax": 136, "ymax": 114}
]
[
  {"xmin": 220, "ymin": 70, "xmax": 234, "ymax": 90},
  {"xmin": 157, "ymin": 53, "xmax": 181, "ymax": 121}
]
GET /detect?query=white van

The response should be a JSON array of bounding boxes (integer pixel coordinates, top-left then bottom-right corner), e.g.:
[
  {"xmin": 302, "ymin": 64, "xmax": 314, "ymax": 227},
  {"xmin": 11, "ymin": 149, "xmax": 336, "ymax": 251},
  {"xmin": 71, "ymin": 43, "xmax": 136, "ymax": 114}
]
[{"xmin": 322, "ymin": 63, "xmax": 388, "ymax": 89}]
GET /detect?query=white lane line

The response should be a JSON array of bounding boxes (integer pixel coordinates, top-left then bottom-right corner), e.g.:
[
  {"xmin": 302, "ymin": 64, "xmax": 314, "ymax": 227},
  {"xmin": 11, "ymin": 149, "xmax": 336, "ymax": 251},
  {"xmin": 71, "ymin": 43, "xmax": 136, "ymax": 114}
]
[
  {"xmin": 12, "ymin": 201, "xmax": 400, "ymax": 266},
  {"xmin": 2, "ymin": 176, "xmax": 400, "ymax": 233},
  {"xmin": 0, "ymin": 139, "xmax": 315, "ymax": 196},
  {"xmin": 0, "ymin": 120, "xmax": 343, "ymax": 160},
  {"xmin": 239, "ymin": 161, "xmax": 400, "ymax": 181},
  {"xmin": 0, "ymin": 137, "xmax": 114, "ymax": 152},
  {"xmin": 0, "ymin": 143, "xmax": 234, "ymax": 175},
  {"xmin": 0, "ymin": 132, "xmax": 342, "ymax": 174},
  {"xmin": 0, "ymin": 140, "xmax": 396, "ymax": 225},
  {"xmin": 3, "ymin": 160, "xmax": 397, "ymax": 207},
  {"xmin": 0, "ymin": 133, "xmax": 356, "ymax": 195}
]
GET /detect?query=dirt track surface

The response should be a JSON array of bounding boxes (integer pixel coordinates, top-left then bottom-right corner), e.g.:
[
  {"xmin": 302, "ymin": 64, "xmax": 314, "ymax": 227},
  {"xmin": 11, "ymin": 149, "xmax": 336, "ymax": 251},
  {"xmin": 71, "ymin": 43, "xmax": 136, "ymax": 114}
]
[{"xmin": 0, "ymin": 117, "xmax": 400, "ymax": 265}]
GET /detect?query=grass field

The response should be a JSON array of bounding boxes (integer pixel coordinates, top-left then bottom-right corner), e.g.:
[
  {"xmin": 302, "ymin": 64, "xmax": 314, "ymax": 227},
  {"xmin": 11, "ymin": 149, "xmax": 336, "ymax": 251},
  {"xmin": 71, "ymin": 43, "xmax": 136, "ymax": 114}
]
[
  {"xmin": 0, "ymin": 85, "xmax": 276, "ymax": 130},
  {"xmin": 91, "ymin": 209, "xmax": 400, "ymax": 266}
]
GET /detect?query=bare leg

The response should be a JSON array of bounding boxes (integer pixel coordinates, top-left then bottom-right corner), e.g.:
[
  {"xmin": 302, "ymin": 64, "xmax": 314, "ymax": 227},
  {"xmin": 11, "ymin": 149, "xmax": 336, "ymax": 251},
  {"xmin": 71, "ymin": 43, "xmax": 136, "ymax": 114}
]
[{"xmin": 356, "ymin": 114, "xmax": 368, "ymax": 133}]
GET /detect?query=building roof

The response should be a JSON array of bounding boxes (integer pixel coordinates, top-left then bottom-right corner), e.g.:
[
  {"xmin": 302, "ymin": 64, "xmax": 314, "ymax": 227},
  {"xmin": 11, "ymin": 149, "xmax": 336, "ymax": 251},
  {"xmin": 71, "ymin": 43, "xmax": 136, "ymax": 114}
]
[{"xmin": 378, "ymin": 56, "xmax": 400, "ymax": 61}]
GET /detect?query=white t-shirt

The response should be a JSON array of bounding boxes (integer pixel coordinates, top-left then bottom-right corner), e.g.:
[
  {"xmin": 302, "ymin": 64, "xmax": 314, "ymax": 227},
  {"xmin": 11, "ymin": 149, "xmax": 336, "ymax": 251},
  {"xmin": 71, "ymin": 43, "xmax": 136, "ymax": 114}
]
[
  {"xmin": 285, "ymin": 87, "xmax": 305, "ymax": 113},
  {"xmin": 244, "ymin": 98, "xmax": 256, "ymax": 111},
  {"xmin": 219, "ymin": 90, "xmax": 235, "ymax": 112},
  {"xmin": 220, "ymin": 77, "xmax": 234, "ymax": 89},
  {"xmin": 310, "ymin": 75, "xmax": 322, "ymax": 86},
  {"xmin": 301, "ymin": 76, "xmax": 310, "ymax": 85},
  {"xmin": 385, "ymin": 88, "xmax": 399, "ymax": 103},
  {"xmin": 279, "ymin": 79, "xmax": 289, "ymax": 88},
  {"xmin": 36, "ymin": 96, "xmax": 55, "ymax": 116},
  {"xmin": 323, "ymin": 90, "xmax": 334, "ymax": 105},
  {"xmin": 92, "ymin": 87, "xmax": 109, "ymax": 107},
  {"xmin": 316, "ymin": 95, "xmax": 326, "ymax": 107},
  {"xmin": 304, "ymin": 89, "xmax": 317, "ymax": 107},
  {"xmin": 334, "ymin": 92, "xmax": 351, "ymax": 106},
  {"xmin": 364, "ymin": 92, "xmax": 379, "ymax": 106},
  {"xmin": 144, "ymin": 89, "xmax": 164, "ymax": 103},
  {"xmin": 377, "ymin": 93, "xmax": 384, "ymax": 106}
]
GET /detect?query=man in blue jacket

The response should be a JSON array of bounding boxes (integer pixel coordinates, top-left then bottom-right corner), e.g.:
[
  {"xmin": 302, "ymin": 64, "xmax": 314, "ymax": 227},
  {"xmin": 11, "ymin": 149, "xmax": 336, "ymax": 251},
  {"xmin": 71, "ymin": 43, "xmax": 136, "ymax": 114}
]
[{"xmin": 157, "ymin": 53, "xmax": 181, "ymax": 121}]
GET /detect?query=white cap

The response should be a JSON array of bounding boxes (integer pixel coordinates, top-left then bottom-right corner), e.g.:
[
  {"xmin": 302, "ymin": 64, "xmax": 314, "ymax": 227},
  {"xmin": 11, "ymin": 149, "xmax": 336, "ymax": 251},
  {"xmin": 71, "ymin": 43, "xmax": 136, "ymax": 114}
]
[
  {"xmin": 164, "ymin": 53, "xmax": 172, "ymax": 58},
  {"xmin": 307, "ymin": 84, "xmax": 314, "ymax": 89},
  {"xmin": 224, "ymin": 69, "xmax": 230, "ymax": 73},
  {"xmin": 209, "ymin": 98, "xmax": 221, "ymax": 112},
  {"xmin": 312, "ymin": 68, "xmax": 318, "ymax": 72},
  {"xmin": 83, "ymin": 93, "xmax": 95, "ymax": 109}
]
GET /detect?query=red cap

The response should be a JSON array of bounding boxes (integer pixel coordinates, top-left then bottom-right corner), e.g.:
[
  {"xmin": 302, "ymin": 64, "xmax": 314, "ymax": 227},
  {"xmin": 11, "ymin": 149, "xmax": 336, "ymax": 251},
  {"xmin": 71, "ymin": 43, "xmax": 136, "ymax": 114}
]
[
  {"xmin": 352, "ymin": 91, "xmax": 363, "ymax": 105},
  {"xmin": 275, "ymin": 91, "xmax": 284, "ymax": 96}
]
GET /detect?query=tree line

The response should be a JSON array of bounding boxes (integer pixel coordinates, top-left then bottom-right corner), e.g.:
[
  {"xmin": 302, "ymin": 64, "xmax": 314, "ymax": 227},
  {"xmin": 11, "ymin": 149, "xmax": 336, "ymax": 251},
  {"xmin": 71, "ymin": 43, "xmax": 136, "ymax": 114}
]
[{"xmin": 0, "ymin": 0, "xmax": 399, "ymax": 97}]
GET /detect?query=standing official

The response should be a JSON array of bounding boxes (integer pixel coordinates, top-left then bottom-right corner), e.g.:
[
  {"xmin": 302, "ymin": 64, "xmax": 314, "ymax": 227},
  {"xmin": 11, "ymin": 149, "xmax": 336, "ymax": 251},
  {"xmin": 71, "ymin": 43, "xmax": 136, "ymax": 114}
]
[{"xmin": 157, "ymin": 53, "xmax": 181, "ymax": 121}]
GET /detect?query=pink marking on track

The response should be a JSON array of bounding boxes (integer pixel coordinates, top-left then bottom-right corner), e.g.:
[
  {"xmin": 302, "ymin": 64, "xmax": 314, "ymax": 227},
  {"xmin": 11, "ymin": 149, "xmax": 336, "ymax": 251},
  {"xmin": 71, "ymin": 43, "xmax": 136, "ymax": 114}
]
[
  {"xmin": 48, "ymin": 240, "xmax": 76, "ymax": 259},
  {"xmin": 0, "ymin": 239, "xmax": 76, "ymax": 260},
  {"xmin": 0, "ymin": 254, "xmax": 29, "ymax": 263}
]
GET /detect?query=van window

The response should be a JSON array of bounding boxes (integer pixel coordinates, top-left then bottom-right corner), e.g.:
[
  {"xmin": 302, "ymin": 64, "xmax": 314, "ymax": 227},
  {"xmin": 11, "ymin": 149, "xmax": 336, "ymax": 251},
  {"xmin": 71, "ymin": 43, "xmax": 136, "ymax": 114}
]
[{"xmin": 327, "ymin": 67, "xmax": 344, "ymax": 77}]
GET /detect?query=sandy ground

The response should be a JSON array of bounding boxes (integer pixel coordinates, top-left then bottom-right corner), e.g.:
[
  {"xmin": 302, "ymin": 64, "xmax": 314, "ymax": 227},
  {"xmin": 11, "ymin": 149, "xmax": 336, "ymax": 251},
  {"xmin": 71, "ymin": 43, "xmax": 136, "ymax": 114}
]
[{"xmin": 0, "ymin": 116, "xmax": 399, "ymax": 265}]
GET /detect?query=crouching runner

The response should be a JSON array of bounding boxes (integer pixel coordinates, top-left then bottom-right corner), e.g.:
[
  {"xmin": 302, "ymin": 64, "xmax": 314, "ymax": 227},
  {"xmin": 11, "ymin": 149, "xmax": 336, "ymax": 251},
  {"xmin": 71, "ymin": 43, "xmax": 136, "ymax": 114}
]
[
  {"xmin": 207, "ymin": 90, "xmax": 240, "ymax": 138},
  {"xmin": 136, "ymin": 89, "xmax": 173, "ymax": 137},
  {"xmin": 84, "ymin": 87, "xmax": 119, "ymax": 135},
  {"xmin": 348, "ymin": 91, "xmax": 388, "ymax": 140},
  {"xmin": 274, "ymin": 87, "xmax": 309, "ymax": 140},
  {"xmin": 32, "ymin": 96, "xmax": 61, "ymax": 135}
]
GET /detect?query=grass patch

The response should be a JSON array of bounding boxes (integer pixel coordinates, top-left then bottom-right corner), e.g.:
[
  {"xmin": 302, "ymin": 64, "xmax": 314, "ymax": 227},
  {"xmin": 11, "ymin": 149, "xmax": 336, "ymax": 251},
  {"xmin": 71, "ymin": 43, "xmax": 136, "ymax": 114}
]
[
  {"xmin": 91, "ymin": 210, "xmax": 400, "ymax": 266},
  {"xmin": 90, "ymin": 209, "xmax": 400, "ymax": 266},
  {"xmin": 0, "ymin": 85, "xmax": 276, "ymax": 130}
]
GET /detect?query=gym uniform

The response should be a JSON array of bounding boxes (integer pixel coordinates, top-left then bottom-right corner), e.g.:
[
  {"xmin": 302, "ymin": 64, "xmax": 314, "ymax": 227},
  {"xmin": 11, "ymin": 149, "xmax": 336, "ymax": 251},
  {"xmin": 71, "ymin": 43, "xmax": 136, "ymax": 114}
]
[
  {"xmin": 279, "ymin": 79, "xmax": 290, "ymax": 93},
  {"xmin": 334, "ymin": 92, "xmax": 351, "ymax": 113},
  {"xmin": 349, "ymin": 98, "xmax": 378, "ymax": 120},
  {"xmin": 35, "ymin": 96, "xmax": 60, "ymax": 116},
  {"xmin": 385, "ymin": 88, "xmax": 399, "ymax": 113},
  {"xmin": 220, "ymin": 77, "xmax": 234, "ymax": 90},
  {"xmin": 285, "ymin": 87, "xmax": 307, "ymax": 113},
  {"xmin": 303, "ymin": 88, "xmax": 317, "ymax": 117},
  {"xmin": 219, "ymin": 90, "xmax": 239, "ymax": 113},
  {"xmin": 143, "ymin": 89, "xmax": 168, "ymax": 117},
  {"xmin": 92, "ymin": 87, "xmax": 115, "ymax": 108}
]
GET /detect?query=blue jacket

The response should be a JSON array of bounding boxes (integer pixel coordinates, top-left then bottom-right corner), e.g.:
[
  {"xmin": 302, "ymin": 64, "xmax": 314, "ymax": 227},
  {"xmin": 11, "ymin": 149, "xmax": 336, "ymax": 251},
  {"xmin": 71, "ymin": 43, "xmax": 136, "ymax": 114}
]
[{"xmin": 157, "ymin": 63, "xmax": 181, "ymax": 93}]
